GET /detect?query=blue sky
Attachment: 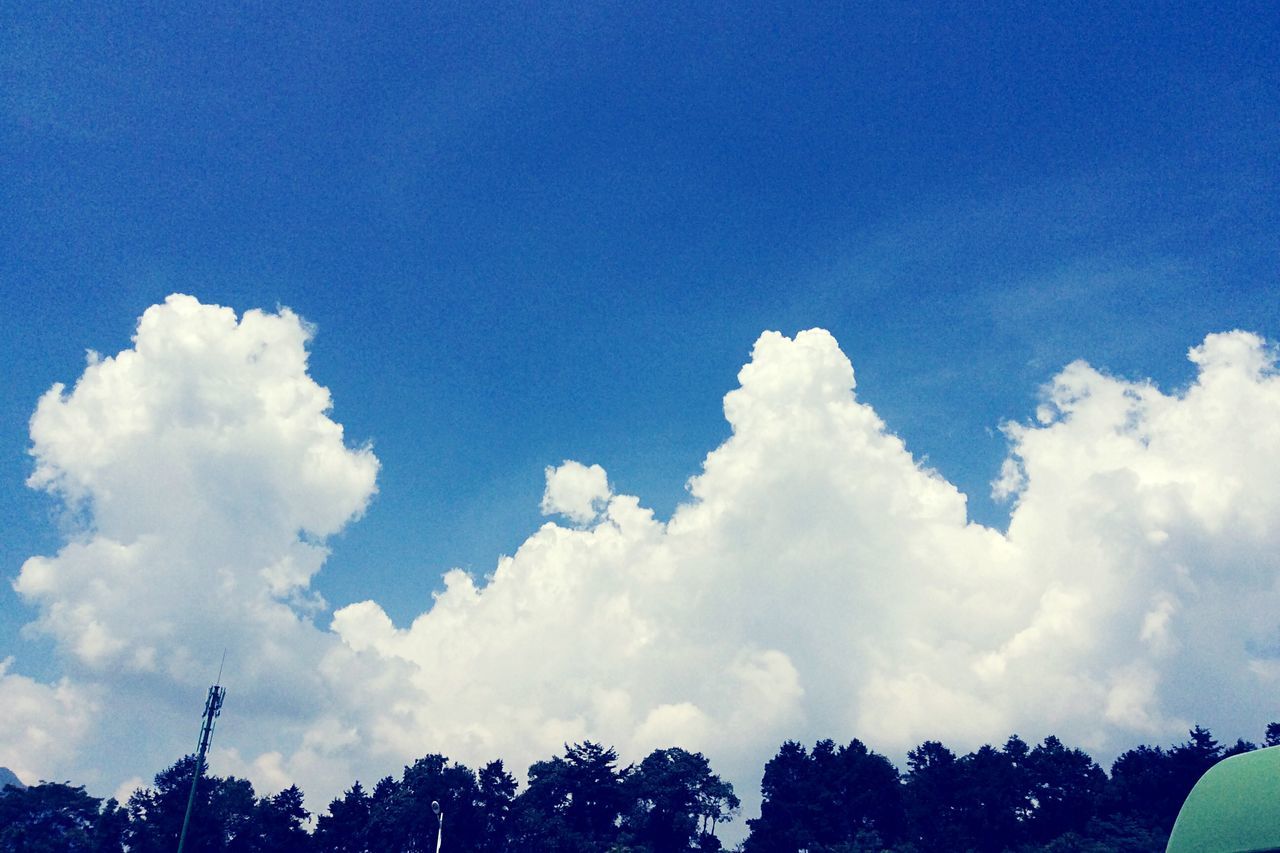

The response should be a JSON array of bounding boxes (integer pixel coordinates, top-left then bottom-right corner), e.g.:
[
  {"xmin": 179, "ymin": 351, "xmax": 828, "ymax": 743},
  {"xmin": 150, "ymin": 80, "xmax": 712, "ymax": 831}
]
[{"xmin": 2, "ymin": 1, "xmax": 1278, "ymax": 805}]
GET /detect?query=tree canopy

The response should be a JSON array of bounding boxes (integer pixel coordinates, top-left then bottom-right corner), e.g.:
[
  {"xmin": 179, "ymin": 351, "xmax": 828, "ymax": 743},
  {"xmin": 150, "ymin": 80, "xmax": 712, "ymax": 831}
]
[{"xmin": 4, "ymin": 721, "xmax": 1274, "ymax": 852}]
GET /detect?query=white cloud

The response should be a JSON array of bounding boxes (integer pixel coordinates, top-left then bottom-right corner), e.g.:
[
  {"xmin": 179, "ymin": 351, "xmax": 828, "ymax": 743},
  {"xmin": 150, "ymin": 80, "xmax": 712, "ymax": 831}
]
[
  {"xmin": 0, "ymin": 658, "xmax": 96, "ymax": 784},
  {"xmin": 8, "ymin": 294, "xmax": 378, "ymax": 794},
  {"xmin": 112, "ymin": 776, "xmax": 146, "ymax": 804},
  {"xmin": 327, "ymin": 327, "xmax": 1280, "ymax": 804},
  {"xmin": 7, "ymin": 298, "xmax": 1280, "ymax": 836},
  {"xmin": 17, "ymin": 296, "xmax": 376, "ymax": 683},
  {"xmin": 540, "ymin": 460, "xmax": 610, "ymax": 525}
]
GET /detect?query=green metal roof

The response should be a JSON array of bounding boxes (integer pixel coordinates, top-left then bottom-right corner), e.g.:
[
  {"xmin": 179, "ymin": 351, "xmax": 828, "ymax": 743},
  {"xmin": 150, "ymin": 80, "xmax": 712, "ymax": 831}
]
[{"xmin": 1167, "ymin": 745, "xmax": 1280, "ymax": 853}]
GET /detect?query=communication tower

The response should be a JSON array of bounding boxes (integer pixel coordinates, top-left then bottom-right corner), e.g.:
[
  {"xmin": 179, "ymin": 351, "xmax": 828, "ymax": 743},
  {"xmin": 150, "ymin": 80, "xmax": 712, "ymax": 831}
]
[{"xmin": 176, "ymin": 677, "xmax": 226, "ymax": 853}]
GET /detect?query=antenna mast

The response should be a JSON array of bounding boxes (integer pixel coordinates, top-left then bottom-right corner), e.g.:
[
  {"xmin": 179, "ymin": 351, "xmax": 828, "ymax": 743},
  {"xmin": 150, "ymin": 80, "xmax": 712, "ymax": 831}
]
[{"xmin": 176, "ymin": 675, "xmax": 226, "ymax": 853}]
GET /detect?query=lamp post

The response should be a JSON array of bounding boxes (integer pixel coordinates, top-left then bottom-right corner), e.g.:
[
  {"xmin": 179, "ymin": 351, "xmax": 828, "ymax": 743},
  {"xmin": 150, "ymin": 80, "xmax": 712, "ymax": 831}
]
[{"xmin": 431, "ymin": 800, "xmax": 443, "ymax": 853}]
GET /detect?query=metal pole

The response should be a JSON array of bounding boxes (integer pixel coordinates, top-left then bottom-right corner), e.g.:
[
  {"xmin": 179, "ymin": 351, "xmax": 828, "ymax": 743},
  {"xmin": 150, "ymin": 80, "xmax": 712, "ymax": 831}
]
[
  {"xmin": 177, "ymin": 685, "xmax": 225, "ymax": 853},
  {"xmin": 432, "ymin": 800, "xmax": 443, "ymax": 853}
]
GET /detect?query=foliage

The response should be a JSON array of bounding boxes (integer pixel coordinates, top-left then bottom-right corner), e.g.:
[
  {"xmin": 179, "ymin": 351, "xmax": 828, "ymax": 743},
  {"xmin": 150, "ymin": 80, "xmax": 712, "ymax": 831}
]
[
  {"xmin": 744, "ymin": 722, "xmax": 1271, "ymax": 853},
  {"xmin": 0, "ymin": 782, "xmax": 118, "ymax": 853},
  {"xmin": 746, "ymin": 738, "xmax": 901, "ymax": 852},
  {"xmin": 620, "ymin": 747, "xmax": 739, "ymax": 851},
  {"xmin": 510, "ymin": 741, "xmax": 631, "ymax": 852},
  {"xmin": 7, "ymin": 720, "xmax": 1278, "ymax": 853},
  {"xmin": 123, "ymin": 755, "xmax": 308, "ymax": 853},
  {"xmin": 314, "ymin": 782, "xmax": 369, "ymax": 853},
  {"xmin": 1022, "ymin": 735, "xmax": 1106, "ymax": 845}
]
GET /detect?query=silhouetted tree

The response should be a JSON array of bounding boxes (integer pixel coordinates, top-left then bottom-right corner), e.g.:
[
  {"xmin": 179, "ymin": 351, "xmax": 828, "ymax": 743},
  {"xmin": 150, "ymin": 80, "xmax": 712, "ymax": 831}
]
[
  {"xmin": 315, "ymin": 783, "xmax": 370, "ymax": 853},
  {"xmin": 1040, "ymin": 814, "xmax": 1166, "ymax": 853},
  {"xmin": 744, "ymin": 741, "xmax": 813, "ymax": 853},
  {"xmin": 511, "ymin": 742, "xmax": 626, "ymax": 852},
  {"xmin": 817, "ymin": 739, "xmax": 903, "ymax": 848},
  {"xmin": 0, "ymin": 782, "xmax": 105, "ymax": 853},
  {"xmin": 124, "ymin": 756, "xmax": 265, "ymax": 853},
  {"xmin": 620, "ymin": 747, "xmax": 738, "ymax": 851},
  {"xmin": 213, "ymin": 777, "xmax": 258, "ymax": 852},
  {"xmin": 1022, "ymin": 735, "xmax": 1106, "ymax": 845},
  {"xmin": 1101, "ymin": 727, "xmax": 1223, "ymax": 839},
  {"xmin": 956, "ymin": 742, "xmax": 1025, "ymax": 851},
  {"xmin": 365, "ymin": 754, "xmax": 485, "ymax": 852},
  {"xmin": 1222, "ymin": 738, "xmax": 1257, "ymax": 759},
  {"xmin": 1103, "ymin": 744, "xmax": 1171, "ymax": 832},
  {"xmin": 90, "ymin": 798, "xmax": 127, "ymax": 853},
  {"xmin": 363, "ymin": 778, "xmax": 399, "ymax": 853},
  {"xmin": 23, "ymin": 720, "xmax": 1280, "ymax": 853},
  {"xmin": 745, "ymin": 739, "xmax": 900, "ymax": 852},
  {"xmin": 475, "ymin": 761, "xmax": 517, "ymax": 853},
  {"xmin": 903, "ymin": 740, "xmax": 968, "ymax": 852},
  {"xmin": 246, "ymin": 786, "xmax": 310, "ymax": 853}
]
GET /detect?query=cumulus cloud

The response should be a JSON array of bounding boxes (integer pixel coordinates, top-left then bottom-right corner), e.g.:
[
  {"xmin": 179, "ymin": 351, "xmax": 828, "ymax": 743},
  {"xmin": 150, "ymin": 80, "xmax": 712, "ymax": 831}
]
[
  {"xmin": 7, "ymin": 297, "xmax": 1280, "ymax": 834},
  {"xmin": 540, "ymin": 460, "xmax": 610, "ymax": 525},
  {"xmin": 0, "ymin": 658, "xmax": 96, "ymax": 784},
  {"xmin": 9, "ymin": 294, "xmax": 378, "ymax": 794},
  {"xmin": 986, "ymin": 331, "xmax": 1280, "ymax": 742},
  {"xmin": 329, "ymin": 327, "xmax": 1280, "ymax": 802}
]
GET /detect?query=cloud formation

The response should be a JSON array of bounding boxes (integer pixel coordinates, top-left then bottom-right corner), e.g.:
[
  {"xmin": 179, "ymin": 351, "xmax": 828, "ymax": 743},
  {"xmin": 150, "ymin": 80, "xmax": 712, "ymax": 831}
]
[
  {"xmin": 329, "ymin": 326, "xmax": 1280, "ymax": 813},
  {"xmin": 0, "ymin": 658, "xmax": 95, "ymax": 784},
  {"xmin": 7, "ymin": 294, "xmax": 378, "ymax": 789},
  {"xmin": 540, "ymin": 460, "xmax": 611, "ymax": 526},
  {"xmin": 6, "ymin": 297, "xmax": 1280, "ymax": 830}
]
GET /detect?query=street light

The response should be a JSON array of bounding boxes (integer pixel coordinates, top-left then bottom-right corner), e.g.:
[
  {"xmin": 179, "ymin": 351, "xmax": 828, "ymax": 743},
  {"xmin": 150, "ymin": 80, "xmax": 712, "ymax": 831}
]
[{"xmin": 431, "ymin": 800, "xmax": 443, "ymax": 853}]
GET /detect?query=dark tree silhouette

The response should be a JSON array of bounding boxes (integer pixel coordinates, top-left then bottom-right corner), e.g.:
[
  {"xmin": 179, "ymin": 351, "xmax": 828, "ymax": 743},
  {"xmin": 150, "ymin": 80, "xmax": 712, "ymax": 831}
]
[
  {"xmin": 0, "ymin": 782, "xmax": 116, "ymax": 853},
  {"xmin": 510, "ymin": 741, "xmax": 626, "ymax": 852},
  {"xmin": 1023, "ymin": 735, "xmax": 1106, "ymax": 844},
  {"xmin": 1101, "ymin": 724, "xmax": 1226, "ymax": 841},
  {"xmin": 816, "ymin": 739, "xmax": 902, "ymax": 849},
  {"xmin": 246, "ymin": 785, "xmax": 310, "ymax": 853},
  {"xmin": 14, "ymin": 720, "xmax": 1280, "ymax": 853},
  {"xmin": 474, "ymin": 761, "xmax": 517, "ymax": 853},
  {"xmin": 125, "ymin": 756, "xmax": 235, "ymax": 853},
  {"xmin": 904, "ymin": 740, "xmax": 969, "ymax": 852},
  {"xmin": 315, "ymin": 783, "xmax": 370, "ymax": 853},
  {"xmin": 1104, "ymin": 743, "xmax": 1178, "ymax": 831},
  {"xmin": 1222, "ymin": 737, "xmax": 1257, "ymax": 759},
  {"xmin": 744, "ymin": 740, "xmax": 813, "ymax": 852},
  {"xmin": 91, "ymin": 798, "xmax": 128, "ymax": 853},
  {"xmin": 123, "ymin": 756, "xmax": 302, "ymax": 853},
  {"xmin": 745, "ymin": 739, "xmax": 900, "ymax": 852},
  {"xmin": 956, "ymin": 742, "xmax": 1026, "ymax": 851},
  {"xmin": 363, "ymin": 754, "xmax": 488, "ymax": 852},
  {"xmin": 620, "ymin": 747, "xmax": 739, "ymax": 851}
]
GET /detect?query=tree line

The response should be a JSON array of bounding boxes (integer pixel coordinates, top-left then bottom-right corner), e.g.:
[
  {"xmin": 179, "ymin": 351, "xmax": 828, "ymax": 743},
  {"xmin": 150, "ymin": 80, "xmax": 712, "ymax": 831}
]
[{"xmin": 3, "ymin": 723, "xmax": 1276, "ymax": 852}]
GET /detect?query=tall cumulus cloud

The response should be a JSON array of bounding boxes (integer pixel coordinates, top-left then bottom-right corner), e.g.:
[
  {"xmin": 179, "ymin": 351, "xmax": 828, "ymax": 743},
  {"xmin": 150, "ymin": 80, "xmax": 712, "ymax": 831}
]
[
  {"xmin": 5, "ymin": 295, "xmax": 378, "ymax": 791},
  {"xmin": 5, "ymin": 295, "xmax": 1280, "ymax": 827}
]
